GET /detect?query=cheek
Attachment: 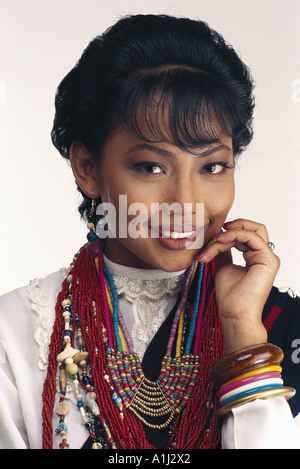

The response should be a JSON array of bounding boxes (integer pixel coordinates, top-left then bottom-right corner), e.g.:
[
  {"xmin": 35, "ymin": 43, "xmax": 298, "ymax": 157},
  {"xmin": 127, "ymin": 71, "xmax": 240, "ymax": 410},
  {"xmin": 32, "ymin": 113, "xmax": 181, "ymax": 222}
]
[
  {"xmin": 99, "ymin": 176, "xmax": 128, "ymax": 210},
  {"xmin": 212, "ymin": 189, "xmax": 234, "ymax": 216},
  {"xmin": 101, "ymin": 183, "xmax": 153, "ymax": 236},
  {"xmin": 204, "ymin": 181, "xmax": 235, "ymax": 228}
]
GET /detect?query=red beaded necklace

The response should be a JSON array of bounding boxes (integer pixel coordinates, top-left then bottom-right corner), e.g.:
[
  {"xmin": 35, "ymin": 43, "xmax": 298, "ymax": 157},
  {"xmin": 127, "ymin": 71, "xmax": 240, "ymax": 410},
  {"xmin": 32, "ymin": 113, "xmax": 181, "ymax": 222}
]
[{"xmin": 42, "ymin": 241, "xmax": 224, "ymax": 449}]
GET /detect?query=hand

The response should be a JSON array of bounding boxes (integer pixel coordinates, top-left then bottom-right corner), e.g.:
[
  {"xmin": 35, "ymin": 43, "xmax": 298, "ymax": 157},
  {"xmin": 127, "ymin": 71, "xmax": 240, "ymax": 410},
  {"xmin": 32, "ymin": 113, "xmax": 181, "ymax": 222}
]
[{"xmin": 198, "ymin": 219, "xmax": 281, "ymax": 353}]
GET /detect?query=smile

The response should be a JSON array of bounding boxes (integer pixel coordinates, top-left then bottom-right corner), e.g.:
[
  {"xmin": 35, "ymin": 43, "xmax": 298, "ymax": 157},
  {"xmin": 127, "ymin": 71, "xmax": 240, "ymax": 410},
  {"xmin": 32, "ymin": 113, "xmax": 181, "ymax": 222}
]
[
  {"xmin": 160, "ymin": 230, "xmax": 195, "ymax": 239},
  {"xmin": 146, "ymin": 224, "xmax": 205, "ymax": 251}
]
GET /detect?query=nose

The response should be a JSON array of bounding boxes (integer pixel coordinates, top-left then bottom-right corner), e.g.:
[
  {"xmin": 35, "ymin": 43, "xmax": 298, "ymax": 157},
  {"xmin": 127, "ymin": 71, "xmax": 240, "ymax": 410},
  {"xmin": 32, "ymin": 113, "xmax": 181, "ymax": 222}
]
[
  {"xmin": 162, "ymin": 172, "xmax": 204, "ymax": 229},
  {"xmin": 167, "ymin": 171, "xmax": 201, "ymax": 211}
]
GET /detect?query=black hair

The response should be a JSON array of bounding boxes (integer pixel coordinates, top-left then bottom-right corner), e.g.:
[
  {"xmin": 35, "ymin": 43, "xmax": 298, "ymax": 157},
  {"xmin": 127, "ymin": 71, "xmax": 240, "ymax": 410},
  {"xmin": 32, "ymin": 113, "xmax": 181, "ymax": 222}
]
[{"xmin": 51, "ymin": 14, "xmax": 255, "ymax": 218}]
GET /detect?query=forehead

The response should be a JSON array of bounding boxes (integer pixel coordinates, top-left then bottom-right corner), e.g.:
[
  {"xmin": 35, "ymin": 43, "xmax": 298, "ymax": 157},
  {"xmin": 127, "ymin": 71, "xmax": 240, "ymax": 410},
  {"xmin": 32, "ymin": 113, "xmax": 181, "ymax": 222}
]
[
  {"xmin": 118, "ymin": 95, "xmax": 231, "ymax": 153},
  {"xmin": 102, "ymin": 121, "xmax": 233, "ymax": 161}
]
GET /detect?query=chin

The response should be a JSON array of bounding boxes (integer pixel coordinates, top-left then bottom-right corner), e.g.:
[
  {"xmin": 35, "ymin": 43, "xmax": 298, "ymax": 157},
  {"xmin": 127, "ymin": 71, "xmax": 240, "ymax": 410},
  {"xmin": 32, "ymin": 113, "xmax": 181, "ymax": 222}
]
[{"xmin": 153, "ymin": 251, "xmax": 199, "ymax": 273}]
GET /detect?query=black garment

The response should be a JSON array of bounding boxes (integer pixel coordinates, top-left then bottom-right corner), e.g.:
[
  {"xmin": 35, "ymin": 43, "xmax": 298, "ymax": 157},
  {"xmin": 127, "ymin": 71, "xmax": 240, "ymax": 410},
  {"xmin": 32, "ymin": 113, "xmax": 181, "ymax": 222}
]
[
  {"xmin": 82, "ymin": 287, "xmax": 300, "ymax": 448},
  {"xmin": 262, "ymin": 287, "xmax": 300, "ymax": 417}
]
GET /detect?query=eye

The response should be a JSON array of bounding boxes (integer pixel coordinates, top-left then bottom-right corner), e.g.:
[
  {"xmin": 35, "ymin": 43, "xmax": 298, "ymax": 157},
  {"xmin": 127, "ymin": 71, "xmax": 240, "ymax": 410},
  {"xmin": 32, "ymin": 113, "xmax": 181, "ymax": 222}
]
[
  {"xmin": 134, "ymin": 162, "xmax": 165, "ymax": 174},
  {"xmin": 201, "ymin": 162, "xmax": 232, "ymax": 175}
]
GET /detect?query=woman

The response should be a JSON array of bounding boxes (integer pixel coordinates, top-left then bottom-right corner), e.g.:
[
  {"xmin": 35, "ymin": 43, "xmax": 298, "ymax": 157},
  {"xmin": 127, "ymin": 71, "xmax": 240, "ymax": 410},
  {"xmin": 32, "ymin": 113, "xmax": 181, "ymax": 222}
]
[{"xmin": 1, "ymin": 14, "xmax": 300, "ymax": 450}]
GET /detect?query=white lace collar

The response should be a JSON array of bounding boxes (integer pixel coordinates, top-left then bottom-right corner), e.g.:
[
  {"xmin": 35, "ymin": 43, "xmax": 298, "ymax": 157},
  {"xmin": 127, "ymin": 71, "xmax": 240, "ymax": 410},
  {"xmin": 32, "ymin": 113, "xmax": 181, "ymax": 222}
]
[
  {"xmin": 103, "ymin": 254, "xmax": 186, "ymax": 300},
  {"xmin": 103, "ymin": 255, "xmax": 185, "ymax": 280}
]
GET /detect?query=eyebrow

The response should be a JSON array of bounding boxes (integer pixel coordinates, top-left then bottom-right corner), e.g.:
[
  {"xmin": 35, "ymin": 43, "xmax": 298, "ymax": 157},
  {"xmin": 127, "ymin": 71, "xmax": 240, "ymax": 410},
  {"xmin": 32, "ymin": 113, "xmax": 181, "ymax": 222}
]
[{"xmin": 125, "ymin": 143, "xmax": 232, "ymax": 158}]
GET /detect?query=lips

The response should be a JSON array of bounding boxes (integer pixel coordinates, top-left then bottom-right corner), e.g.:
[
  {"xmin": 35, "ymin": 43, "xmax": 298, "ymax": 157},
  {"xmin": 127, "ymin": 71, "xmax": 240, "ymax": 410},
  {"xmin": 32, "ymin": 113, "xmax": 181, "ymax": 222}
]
[
  {"xmin": 160, "ymin": 230, "xmax": 196, "ymax": 239},
  {"xmin": 148, "ymin": 224, "xmax": 204, "ymax": 251},
  {"xmin": 151, "ymin": 224, "xmax": 198, "ymax": 238}
]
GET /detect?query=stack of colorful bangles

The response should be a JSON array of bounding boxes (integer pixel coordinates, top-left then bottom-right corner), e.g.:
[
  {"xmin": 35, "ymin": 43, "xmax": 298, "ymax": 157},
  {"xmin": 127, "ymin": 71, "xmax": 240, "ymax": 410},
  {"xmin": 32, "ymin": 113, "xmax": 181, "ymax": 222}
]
[{"xmin": 210, "ymin": 343, "xmax": 295, "ymax": 418}]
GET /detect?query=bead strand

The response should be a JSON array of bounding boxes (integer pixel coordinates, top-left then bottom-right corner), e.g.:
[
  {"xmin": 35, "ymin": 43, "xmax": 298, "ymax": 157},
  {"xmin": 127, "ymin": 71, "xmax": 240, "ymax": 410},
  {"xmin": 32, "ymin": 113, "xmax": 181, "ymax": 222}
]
[
  {"xmin": 103, "ymin": 264, "xmax": 122, "ymax": 352},
  {"xmin": 185, "ymin": 263, "xmax": 204, "ymax": 355},
  {"xmin": 193, "ymin": 263, "xmax": 209, "ymax": 355},
  {"xmin": 166, "ymin": 264, "xmax": 195, "ymax": 357}
]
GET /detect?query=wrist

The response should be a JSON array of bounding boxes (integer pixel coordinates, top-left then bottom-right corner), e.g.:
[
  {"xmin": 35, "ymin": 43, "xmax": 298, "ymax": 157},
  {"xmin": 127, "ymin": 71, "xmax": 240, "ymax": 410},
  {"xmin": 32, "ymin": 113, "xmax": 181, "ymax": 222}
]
[
  {"xmin": 209, "ymin": 343, "xmax": 295, "ymax": 418},
  {"xmin": 220, "ymin": 317, "xmax": 268, "ymax": 354}
]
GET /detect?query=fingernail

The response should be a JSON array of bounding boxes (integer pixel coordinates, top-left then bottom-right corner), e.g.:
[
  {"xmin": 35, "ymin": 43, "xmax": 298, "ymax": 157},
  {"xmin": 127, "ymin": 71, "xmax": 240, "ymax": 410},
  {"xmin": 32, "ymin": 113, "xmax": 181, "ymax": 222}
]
[
  {"xmin": 214, "ymin": 232, "xmax": 226, "ymax": 239},
  {"xmin": 196, "ymin": 249, "xmax": 206, "ymax": 259},
  {"xmin": 223, "ymin": 221, "xmax": 232, "ymax": 228}
]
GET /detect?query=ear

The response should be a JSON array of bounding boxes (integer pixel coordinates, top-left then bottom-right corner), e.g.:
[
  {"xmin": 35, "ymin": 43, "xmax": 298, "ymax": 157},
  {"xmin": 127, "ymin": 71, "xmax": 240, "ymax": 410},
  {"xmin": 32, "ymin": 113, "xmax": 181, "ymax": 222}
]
[{"xmin": 69, "ymin": 142, "xmax": 101, "ymax": 198}]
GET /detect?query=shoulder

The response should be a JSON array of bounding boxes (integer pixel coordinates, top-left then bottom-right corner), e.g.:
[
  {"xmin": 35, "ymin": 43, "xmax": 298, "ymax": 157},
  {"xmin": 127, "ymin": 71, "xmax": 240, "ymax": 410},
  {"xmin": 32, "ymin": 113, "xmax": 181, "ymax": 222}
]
[
  {"xmin": 263, "ymin": 286, "xmax": 300, "ymax": 417},
  {"xmin": 0, "ymin": 269, "xmax": 69, "ymax": 364},
  {"xmin": 263, "ymin": 286, "xmax": 300, "ymax": 342},
  {"xmin": 0, "ymin": 268, "xmax": 69, "ymax": 319},
  {"xmin": 263, "ymin": 286, "xmax": 300, "ymax": 333}
]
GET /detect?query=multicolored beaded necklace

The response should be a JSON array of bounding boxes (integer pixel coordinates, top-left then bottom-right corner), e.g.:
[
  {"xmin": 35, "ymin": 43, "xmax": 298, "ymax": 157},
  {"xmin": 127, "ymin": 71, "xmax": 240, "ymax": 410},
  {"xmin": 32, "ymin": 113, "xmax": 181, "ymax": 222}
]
[
  {"xmin": 42, "ymin": 225, "xmax": 224, "ymax": 449},
  {"xmin": 99, "ymin": 251, "xmax": 203, "ymax": 430}
]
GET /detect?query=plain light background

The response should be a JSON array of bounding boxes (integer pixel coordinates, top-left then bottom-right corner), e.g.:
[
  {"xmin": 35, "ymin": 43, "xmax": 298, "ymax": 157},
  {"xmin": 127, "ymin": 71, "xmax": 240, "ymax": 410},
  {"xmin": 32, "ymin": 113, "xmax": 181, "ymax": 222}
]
[{"xmin": 0, "ymin": 0, "xmax": 299, "ymax": 296}]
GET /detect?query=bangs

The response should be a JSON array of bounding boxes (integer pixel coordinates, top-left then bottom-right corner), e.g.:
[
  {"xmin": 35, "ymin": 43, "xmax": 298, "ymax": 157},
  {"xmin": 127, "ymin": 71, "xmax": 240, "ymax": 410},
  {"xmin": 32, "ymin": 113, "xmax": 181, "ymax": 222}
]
[{"xmin": 113, "ymin": 67, "xmax": 235, "ymax": 153}]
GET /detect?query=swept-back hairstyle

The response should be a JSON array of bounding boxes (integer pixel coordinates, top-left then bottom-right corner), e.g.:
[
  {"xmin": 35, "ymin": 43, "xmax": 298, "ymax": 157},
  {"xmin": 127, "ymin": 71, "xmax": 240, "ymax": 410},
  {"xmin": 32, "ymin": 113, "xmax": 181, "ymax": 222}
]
[{"xmin": 51, "ymin": 14, "xmax": 254, "ymax": 218}]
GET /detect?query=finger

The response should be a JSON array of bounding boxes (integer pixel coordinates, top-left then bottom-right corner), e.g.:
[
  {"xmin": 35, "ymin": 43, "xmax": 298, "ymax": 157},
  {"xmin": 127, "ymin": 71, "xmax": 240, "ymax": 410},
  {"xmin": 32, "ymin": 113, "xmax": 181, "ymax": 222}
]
[
  {"xmin": 215, "ymin": 229, "xmax": 270, "ymax": 253},
  {"xmin": 223, "ymin": 219, "xmax": 269, "ymax": 244},
  {"xmin": 197, "ymin": 228, "xmax": 277, "ymax": 266},
  {"xmin": 214, "ymin": 248, "xmax": 233, "ymax": 271},
  {"xmin": 197, "ymin": 239, "xmax": 238, "ymax": 264}
]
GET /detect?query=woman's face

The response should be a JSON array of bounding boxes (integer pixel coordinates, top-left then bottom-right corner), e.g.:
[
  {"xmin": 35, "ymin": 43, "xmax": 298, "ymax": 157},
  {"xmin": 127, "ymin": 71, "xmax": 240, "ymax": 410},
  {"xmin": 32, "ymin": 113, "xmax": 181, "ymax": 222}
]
[{"xmin": 94, "ymin": 126, "xmax": 235, "ymax": 272}]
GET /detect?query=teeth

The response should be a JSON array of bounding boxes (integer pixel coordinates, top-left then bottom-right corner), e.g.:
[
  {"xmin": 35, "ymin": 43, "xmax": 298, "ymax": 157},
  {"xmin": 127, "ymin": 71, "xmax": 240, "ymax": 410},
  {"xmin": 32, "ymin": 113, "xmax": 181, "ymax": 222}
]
[{"xmin": 162, "ymin": 231, "xmax": 194, "ymax": 239}]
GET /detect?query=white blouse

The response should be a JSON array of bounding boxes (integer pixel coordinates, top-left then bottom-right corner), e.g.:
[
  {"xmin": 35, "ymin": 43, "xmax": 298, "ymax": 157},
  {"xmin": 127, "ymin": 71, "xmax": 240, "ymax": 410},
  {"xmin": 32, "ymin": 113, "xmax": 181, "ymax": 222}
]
[{"xmin": 1, "ymin": 264, "xmax": 300, "ymax": 449}]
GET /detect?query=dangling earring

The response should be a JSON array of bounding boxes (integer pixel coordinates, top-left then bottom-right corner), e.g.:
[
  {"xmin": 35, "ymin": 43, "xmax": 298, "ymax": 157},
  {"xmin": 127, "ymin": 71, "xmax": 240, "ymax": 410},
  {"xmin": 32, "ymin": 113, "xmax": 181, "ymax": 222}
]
[
  {"xmin": 95, "ymin": 200, "xmax": 108, "ymax": 240},
  {"xmin": 87, "ymin": 195, "xmax": 96, "ymax": 224},
  {"xmin": 86, "ymin": 195, "xmax": 101, "ymax": 257}
]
